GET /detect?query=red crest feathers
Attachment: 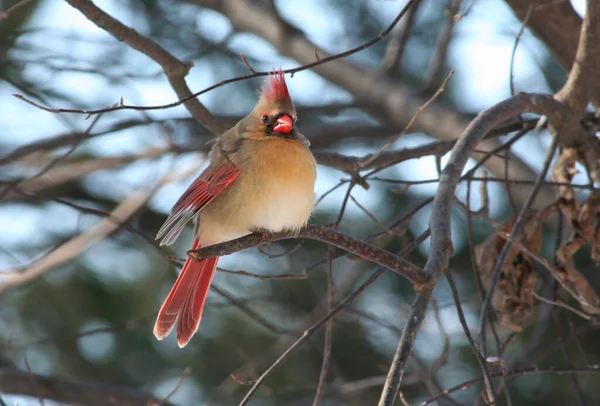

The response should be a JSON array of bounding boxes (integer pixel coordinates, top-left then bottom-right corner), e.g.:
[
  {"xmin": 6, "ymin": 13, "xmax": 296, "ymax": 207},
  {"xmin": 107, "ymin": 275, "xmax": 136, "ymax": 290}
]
[{"xmin": 261, "ymin": 68, "xmax": 291, "ymax": 103}]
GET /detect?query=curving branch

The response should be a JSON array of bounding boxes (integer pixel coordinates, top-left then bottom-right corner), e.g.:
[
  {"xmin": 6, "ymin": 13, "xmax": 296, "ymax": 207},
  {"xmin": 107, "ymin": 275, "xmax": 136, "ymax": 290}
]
[
  {"xmin": 187, "ymin": 223, "xmax": 429, "ymax": 286},
  {"xmin": 0, "ymin": 165, "xmax": 202, "ymax": 294},
  {"xmin": 0, "ymin": 366, "xmax": 175, "ymax": 406},
  {"xmin": 63, "ymin": 0, "xmax": 223, "ymax": 133},
  {"xmin": 505, "ymin": 0, "xmax": 600, "ymax": 110},
  {"xmin": 376, "ymin": 93, "xmax": 571, "ymax": 406},
  {"xmin": 554, "ymin": 0, "xmax": 600, "ymax": 117}
]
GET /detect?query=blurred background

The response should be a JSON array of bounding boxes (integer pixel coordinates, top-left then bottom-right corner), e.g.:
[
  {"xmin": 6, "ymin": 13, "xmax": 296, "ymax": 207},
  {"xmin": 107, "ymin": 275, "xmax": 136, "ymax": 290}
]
[{"xmin": 1, "ymin": 0, "xmax": 599, "ymax": 405}]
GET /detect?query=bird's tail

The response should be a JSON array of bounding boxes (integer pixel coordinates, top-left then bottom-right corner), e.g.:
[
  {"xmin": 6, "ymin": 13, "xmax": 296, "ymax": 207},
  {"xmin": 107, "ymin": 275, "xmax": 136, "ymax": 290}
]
[{"xmin": 153, "ymin": 238, "xmax": 218, "ymax": 347}]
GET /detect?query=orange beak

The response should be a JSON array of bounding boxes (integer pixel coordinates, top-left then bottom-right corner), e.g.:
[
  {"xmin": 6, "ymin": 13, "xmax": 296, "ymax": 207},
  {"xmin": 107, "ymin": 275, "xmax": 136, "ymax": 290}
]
[{"xmin": 273, "ymin": 115, "xmax": 293, "ymax": 134}]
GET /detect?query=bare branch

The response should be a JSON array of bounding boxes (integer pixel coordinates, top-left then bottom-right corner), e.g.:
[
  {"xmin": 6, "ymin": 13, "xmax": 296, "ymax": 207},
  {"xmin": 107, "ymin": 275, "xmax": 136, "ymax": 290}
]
[
  {"xmin": 0, "ymin": 366, "xmax": 175, "ymax": 406},
  {"xmin": 15, "ymin": 0, "xmax": 419, "ymax": 119},
  {"xmin": 377, "ymin": 92, "xmax": 571, "ymax": 406},
  {"xmin": 0, "ymin": 165, "xmax": 201, "ymax": 294},
  {"xmin": 423, "ymin": 0, "xmax": 460, "ymax": 92},
  {"xmin": 239, "ymin": 269, "xmax": 386, "ymax": 406},
  {"xmin": 188, "ymin": 224, "xmax": 429, "ymax": 286},
  {"xmin": 504, "ymin": 0, "xmax": 580, "ymax": 73},
  {"xmin": 0, "ymin": 0, "xmax": 36, "ymax": 21},
  {"xmin": 420, "ymin": 366, "xmax": 600, "ymax": 406},
  {"xmin": 379, "ymin": 0, "xmax": 423, "ymax": 76},
  {"xmin": 63, "ymin": 0, "xmax": 223, "ymax": 133},
  {"xmin": 191, "ymin": 0, "xmax": 556, "ymax": 204}
]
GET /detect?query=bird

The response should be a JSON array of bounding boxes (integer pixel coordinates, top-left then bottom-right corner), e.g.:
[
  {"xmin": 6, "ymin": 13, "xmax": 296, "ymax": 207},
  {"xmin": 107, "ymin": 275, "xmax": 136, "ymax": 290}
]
[{"xmin": 153, "ymin": 70, "xmax": 317, "ymax": 347}]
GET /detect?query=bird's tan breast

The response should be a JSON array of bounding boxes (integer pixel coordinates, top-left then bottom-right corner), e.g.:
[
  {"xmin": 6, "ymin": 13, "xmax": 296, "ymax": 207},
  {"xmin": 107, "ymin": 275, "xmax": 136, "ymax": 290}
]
[{"xmin": 197, "ymin": 139, "xmax": 316, "ymax": 245}]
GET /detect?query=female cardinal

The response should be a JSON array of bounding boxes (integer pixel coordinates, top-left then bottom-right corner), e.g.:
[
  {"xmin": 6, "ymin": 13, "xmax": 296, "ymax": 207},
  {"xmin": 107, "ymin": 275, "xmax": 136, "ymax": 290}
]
[{"xmin": 153, "ymin": 70, "xmax": 317, "ymax": 347}]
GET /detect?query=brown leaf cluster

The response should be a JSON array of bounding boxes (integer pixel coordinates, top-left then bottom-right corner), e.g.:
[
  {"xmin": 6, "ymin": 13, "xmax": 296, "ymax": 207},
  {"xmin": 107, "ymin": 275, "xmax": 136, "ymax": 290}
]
[
  {"xmin": 550, "ymin": 147, "xmax": 600, "ymax": 314},
  {"xmin": 475, "ymin": 209, "xmax": 549, "ymax": 331},
  {"xmin": 554, "ymin": 183, "xmax": 600, "ymax": 314}
]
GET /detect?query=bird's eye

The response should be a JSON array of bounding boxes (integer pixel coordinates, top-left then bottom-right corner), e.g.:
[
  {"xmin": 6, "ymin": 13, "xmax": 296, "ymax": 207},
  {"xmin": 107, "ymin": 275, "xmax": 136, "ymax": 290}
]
[{"xmin": 261, "ymin": 114, "xmax": 269, "ymax": 123}]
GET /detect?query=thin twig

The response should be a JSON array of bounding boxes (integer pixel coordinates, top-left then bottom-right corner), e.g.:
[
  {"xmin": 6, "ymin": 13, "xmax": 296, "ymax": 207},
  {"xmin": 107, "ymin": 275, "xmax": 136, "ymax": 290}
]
[
  {"xmin": 445, "ymin": 271, "xmax": 495, "ymax": 404},
  {"xmin": 14, "ymin": 0, "xmax": 420, "ymax": 117},
  {"xmin": 423, "ymin": 0, "xmax": 460, "ymax": 92},
  {"xmin": 240, "ymin": 54, "xmax": 256, "ymax": 73},
  {"xmin": 530, "ymin": 289, "xmax": 596, "ymax": 321},
  {"xmin": 379, "ymin": 0, "xmax": 423, "ymax": 76},
  {"xmin": 360, "ymin": 70, "xmax": 454, "ymax": 169},
  {"xmin": 419, "ymin": 366, "xmax": 600, "ymax": 406},
  {"xmin": 239, "ymin": 269, "xmax": 385, "ymax": 406},
  {"xmin": 479, "ymin": 133, "xmax": 560, "ymax": 358},
  {"xmin": 161, "ymin": 367, "xmax": 192, "ymax": 405},
  {"xmin": 509, "ymin": 5, "xmax": 533, "ymax": 98}
]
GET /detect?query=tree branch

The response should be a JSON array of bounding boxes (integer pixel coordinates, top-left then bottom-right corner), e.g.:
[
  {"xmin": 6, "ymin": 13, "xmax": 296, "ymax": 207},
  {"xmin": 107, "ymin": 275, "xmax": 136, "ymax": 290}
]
[
  {"xmin": 506, "ymin": 0, "xmax": 600, "ymax": 110},
  {"xmin": 191, "ymin": 0, "xmax": 555, "ymax": 204},
  {"xmin": 187, "ymin": 224, "xmax": 429, "ymax": 286},
  {"xmin": 63, "ymin": 0, "xmax": 223, "ymax": 133},
  {"xmin": 377, "ymin": 93, "xmax": 571, "ymax": 406},
  {"xmin": 0, "ymin": 366, "xmax": 175, "ymax": 406}
]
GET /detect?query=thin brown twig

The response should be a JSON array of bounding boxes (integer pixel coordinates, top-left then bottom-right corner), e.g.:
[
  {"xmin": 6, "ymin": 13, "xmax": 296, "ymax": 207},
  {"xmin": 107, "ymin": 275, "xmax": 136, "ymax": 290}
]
[
  {"xmin": 14, "ymin": 0, "xmax": 420, "ymax": 117},
  {"xmin": 349, "ymin": 195, "xmax": 396, "ymax": 235},
  {"xmin": 62, "ymin": 0, "xmax": 222, "ymax": 132},
  {"xmin": 312, "ymin": 170, "xmax": 360, "ymax": 405},
  {"xmin": 379, "ymin": 0, "xmax": 423, "ymax": 76},
  {"xmin": 216, "ymin": 267, "xmax": 308, "ymax": 281},
  {"xmin": 229, "ymin": 373, "xmax": 256, "ymax": 386},
  {"xmin": 240, "ymin": 54, "xmax": 256, "ymax": 73},
  {"xmin": 239, "ymin": 269, "xmax": 386, "ymax": 406},
  {"xmin": 445, "ymin": 271, "xmax": 495, "ymax": 404},
  {"xmin": 160, "ymin": 367, "xmax": 192, "ymax": 406},
  {"xmin": 529, "ymin": 289, "xmax": 596, "ymax": 321},
  {"xmin": 211, "ymin": 285, "xmax": 297, "ymax": 334},
  {"xmin": 360, "ymin": 69, "xmax": 454, "ymax": 169},
  {"xmin": 0, "ymin": 111, "xmax": 104, "ymax": 201},
  {"xmin": 23, "ymin": 357, "xmax": 45, "ymax": 406},
  {"xmin": 509, "ymin": 5, "xmax": 533, "ymax": 98},
  {"xmin": 479, "ymin": 132, "xmax": 560, "ymax": 357},
  {"xmin": 419, "ymin": 366, "xmax": 600, "ymax": 406},
  {"xmin": 423, "ymin": 1, "xmax": 460, "ymax": 92},
  {"xmin": 312, "ymin": 245, "xmax": 335, "ymax": 406},
  {"xmin": 256, "ymin": 242, "xmax": 303, "ymax": 258}
]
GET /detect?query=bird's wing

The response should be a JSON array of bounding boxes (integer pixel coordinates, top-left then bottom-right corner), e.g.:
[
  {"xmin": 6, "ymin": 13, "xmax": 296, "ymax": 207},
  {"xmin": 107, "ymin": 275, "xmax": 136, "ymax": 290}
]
[{"xmin": 156, "ymin": 163, "xmax": 241, "ymax": 246}]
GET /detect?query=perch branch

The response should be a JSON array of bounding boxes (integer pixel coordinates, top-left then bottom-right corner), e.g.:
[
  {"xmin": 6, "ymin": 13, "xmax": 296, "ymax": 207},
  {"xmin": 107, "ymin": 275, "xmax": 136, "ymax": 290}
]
[{"xmin": 187, "ymin": 224, "xmax": 429, "ymax": 286}]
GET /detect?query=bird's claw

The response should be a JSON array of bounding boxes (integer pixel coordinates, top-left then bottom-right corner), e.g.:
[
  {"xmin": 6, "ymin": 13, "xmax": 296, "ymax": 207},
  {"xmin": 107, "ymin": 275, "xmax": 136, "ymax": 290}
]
[{"xmin": 252, "ymin": 228, "xmax": 272, "ymax": 247}]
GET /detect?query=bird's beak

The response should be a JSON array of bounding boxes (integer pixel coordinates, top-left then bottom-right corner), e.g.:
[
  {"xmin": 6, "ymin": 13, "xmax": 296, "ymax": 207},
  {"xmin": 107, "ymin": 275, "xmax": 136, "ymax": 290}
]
[{"xmin": 273, "ymin": 115, "xmax": 293, "ymax": 134}]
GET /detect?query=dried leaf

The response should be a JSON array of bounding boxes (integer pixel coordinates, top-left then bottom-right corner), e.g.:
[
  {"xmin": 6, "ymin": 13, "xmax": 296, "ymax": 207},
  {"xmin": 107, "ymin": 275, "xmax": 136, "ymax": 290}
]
[
  {"xmin": 592, "ymin": 222, "xmax": 600, "ymax": 264},
  {"xmin": 476, "ymin": 208, "xmax": 551, "ymax": 331},
  {"xmin": 551, "ymin": 148, "xmax": 579, "ymax": 220},
  {"xmin": 554, "ymin": 194, "xmax": 600, "ymax": 314}
]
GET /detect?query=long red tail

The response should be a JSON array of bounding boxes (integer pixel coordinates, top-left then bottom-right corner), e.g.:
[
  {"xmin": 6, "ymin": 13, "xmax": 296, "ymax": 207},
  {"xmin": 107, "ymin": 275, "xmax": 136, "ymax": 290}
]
[{"xmin": 153, "ymin": 238, "xmax": 218, "ymax": 347}]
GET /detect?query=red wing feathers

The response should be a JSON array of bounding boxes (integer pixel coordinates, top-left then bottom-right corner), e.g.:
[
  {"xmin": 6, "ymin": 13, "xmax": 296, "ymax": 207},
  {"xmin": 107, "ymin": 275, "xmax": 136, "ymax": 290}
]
[
  {"xmin": 156, "ymin": 163, "xmax": 240, "ymax": 246},
  {"xmin": 153, "ymin": 238, "xmax": 219, "ymax": 347}
]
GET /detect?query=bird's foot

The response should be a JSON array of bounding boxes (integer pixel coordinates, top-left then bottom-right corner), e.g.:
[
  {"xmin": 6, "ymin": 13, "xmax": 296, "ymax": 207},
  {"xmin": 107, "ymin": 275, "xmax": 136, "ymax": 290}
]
[{"xmin": 252, "ymin": 228, "xmax": 273, "ymax": 247}]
